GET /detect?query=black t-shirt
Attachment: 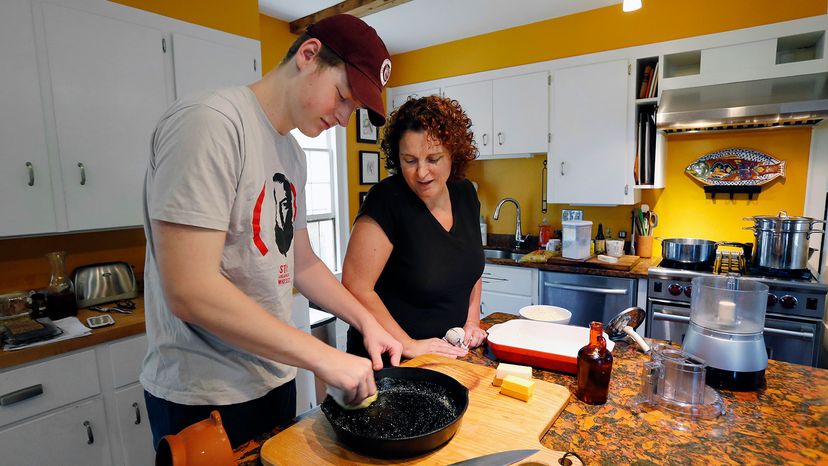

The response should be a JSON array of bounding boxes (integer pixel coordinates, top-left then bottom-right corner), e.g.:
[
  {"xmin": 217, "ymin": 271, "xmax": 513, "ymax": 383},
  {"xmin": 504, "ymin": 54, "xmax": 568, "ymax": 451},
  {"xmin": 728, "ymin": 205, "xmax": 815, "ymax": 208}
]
[{"xmin": 346, "ymin": 174, "xmax": 485, "ymax": 357}]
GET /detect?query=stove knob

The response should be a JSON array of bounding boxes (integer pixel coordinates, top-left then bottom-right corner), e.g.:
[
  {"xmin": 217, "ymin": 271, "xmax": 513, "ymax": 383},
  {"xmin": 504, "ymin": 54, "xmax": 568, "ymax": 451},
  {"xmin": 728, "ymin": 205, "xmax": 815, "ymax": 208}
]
[
  {"xmin": 780, "ymin": 295, "xmax": 798, "ymax": 309},
  {"xmin": 767, "ymin": 293, "xmax": 779, "ymax": 307},
  {"xmin": 683, "ymin": 285, "xmax": 692, "ymax": 297},
  {"xmin": 668, "ymin": 283, "xmax": 683, "ymax": 296}
]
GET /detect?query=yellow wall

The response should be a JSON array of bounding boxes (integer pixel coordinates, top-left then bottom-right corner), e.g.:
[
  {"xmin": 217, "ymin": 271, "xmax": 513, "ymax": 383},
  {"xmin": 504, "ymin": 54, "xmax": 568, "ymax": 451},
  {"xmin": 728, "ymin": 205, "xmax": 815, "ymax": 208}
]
[
  {"xmin": 111, "ymin": 0, "xmax": 260, "ymax": 39},
  {"xmin": 641, "ymin": 128, "xmax": 812, "ymax": 256},
  {"xmin": 384, "ymin": 0, "xmax": 828, "ymax": 242}
]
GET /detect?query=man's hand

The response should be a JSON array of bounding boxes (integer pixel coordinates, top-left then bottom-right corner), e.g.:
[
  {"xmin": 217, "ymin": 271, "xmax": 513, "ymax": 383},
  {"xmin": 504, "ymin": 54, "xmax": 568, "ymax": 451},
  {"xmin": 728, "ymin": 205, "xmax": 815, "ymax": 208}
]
[
  {"xmin": 314, "ymin": 350, "xmax": 378, "ymax": 405},
  {"xmin": 361, "ymin": 321, "xmax": 403, "ymax": 369},
  {"xmin": 403, "ymin": 337, "xmax": 468, "ymax": 359}
]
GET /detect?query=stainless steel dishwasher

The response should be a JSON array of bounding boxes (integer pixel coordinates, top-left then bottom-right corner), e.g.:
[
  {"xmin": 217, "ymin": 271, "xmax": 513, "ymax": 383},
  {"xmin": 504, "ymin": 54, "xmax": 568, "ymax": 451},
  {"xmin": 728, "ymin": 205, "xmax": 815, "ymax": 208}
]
[{"xmin": 540, "ymin": 271, "xmax": 637, "ymax": 326}]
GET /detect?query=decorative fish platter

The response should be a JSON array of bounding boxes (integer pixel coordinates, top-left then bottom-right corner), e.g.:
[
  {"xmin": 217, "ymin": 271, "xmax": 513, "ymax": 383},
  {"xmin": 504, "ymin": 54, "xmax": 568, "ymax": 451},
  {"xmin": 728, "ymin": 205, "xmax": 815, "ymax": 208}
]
[{"xmin": 685, "ymin": 148, "xmax": 786, "ymax": 186}]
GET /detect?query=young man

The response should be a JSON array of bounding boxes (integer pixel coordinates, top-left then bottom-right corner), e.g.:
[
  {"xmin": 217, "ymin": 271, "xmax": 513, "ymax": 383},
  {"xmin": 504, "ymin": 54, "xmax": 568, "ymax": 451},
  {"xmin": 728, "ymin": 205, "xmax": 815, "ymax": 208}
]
[{"xmin": 141, "ymin": 14, "xmax": 401, "ymax": 448}]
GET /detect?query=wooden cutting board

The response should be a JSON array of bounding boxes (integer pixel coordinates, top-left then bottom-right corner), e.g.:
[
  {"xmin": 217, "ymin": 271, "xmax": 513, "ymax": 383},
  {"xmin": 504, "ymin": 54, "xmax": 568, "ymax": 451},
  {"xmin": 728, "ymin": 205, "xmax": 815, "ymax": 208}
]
[
  {"xmin": 546, "ymin": 254, "xmax": 640, "ymax": 271},
  {"xmin": 260, "ymin": 354, "xmax": 577, "ymax": 465}
]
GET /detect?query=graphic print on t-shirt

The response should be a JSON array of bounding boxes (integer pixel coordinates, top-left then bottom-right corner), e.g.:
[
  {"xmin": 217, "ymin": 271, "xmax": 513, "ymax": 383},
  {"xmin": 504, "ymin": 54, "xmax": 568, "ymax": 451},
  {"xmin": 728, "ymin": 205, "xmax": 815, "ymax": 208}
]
[{"xmin": 272, "ymin": 172, "xmax": 296, "ymax": 256}]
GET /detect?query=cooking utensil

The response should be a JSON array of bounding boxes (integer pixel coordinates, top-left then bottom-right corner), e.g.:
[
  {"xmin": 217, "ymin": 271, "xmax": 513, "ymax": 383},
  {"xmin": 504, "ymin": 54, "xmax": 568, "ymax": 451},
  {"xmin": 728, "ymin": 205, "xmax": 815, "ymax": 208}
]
[
  {"xmin": 261, "ymin": 355, "xmax": 576, "ymax": 466},
  {"xmin": 320, "ymin": 366, "xmax": 469, "ymax": 458},
  {"xmin": 606, "ymin": 307, "xmax": 649, "ymax": 353},
  {"xmin": 660, "ymin": 239, "xmax": 752, "ymax": 265},
  {"xmin": 743, "ymin": 211, "xmax": 826, "ymax": 270},
  {"xmin": 487, "ymin": 319, "xmax": 615, "ymax": 374},
  {"xmin": 447, "ymin": 449, "xmax": 539, "ymax": 466}
]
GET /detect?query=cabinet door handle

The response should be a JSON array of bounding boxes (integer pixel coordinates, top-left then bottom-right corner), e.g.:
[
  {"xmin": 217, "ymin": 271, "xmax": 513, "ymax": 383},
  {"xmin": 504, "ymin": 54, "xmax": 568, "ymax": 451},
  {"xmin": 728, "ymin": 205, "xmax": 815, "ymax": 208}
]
[
  {"xmin": 482, "ymin": 133, "xmax": 488, "ymax": 147},
  {"xmin": 0, "ymin": 384, "xmax": 44, "ymax": 406},
  {"xmin": 83, "ymin": 420, "xmax": 94, "ymax": 444},
  {"xmin": 132, "ymin": 402, "xmax": 141, "ymax": 424},
  {"xmin": 497, "ymin": 132, "xmax": 503, "ymax": 145},
  {"xmin": 26, "ymin": 162, "xmax": 34, "ymax": 186},
  {"xmin": 560, "ymin": 161, "xmax": 565, "ymax": 176},
  {"xmin": 77, "ymin": 162, "xmax": 86, "ymax": 186}
]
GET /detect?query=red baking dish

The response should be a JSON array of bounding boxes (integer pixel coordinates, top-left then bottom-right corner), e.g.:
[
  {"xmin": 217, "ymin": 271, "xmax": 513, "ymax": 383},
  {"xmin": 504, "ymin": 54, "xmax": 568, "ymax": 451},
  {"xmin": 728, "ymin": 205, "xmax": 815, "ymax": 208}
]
[{"xmin": 486, "ymin": 319, "xmax": 615, "ymax": 374}]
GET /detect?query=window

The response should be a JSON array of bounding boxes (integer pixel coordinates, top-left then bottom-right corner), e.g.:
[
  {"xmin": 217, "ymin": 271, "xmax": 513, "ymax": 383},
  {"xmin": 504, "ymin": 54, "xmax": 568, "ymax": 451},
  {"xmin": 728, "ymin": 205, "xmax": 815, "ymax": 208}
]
[{"xmin": 291, "ymin": 127, "xmax": 348, "ymax": 273}]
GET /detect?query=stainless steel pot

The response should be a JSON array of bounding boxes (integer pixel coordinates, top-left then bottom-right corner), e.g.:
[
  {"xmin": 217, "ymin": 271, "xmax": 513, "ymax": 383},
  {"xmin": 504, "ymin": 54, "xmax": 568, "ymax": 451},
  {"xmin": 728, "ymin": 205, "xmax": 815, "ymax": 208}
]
[
  {"xmin": 661, "ymin": 238, "xmax": 719, "ymax": 263},
  {"xmin": 744, "ymin": 211, "xmax": 825, "ymax": 270}
]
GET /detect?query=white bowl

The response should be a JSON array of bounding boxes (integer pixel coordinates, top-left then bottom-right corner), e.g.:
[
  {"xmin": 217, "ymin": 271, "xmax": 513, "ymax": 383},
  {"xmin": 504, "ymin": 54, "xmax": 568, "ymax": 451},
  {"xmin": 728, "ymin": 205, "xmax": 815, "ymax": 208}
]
[{"xmin": 518, "ymin": 305, "xmax": 572, "ymax": 325}]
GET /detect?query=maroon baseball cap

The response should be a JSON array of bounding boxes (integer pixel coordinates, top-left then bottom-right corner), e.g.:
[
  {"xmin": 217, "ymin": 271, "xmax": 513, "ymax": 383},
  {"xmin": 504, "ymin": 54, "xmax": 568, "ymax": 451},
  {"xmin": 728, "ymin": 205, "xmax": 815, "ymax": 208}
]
[{"xmin": 306, "ymin": 14, "xmax": 391, "ymax": 126}]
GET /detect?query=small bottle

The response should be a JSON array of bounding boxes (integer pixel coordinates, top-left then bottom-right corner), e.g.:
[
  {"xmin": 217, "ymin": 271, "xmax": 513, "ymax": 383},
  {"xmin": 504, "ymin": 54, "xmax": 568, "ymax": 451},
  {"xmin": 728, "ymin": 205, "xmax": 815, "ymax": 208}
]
[
  {"xmin": 538, "ymin": 217, "xmax": 551, "ymax": 248},
  {"xmin": 575, "ymin": 321, "xmax": 613, "ymax": 404},
  {"xmin": 595, "ymin": 223, "xmax": 606, "ymax": 255},
  {"xmin": 480, "ymin": 216, "xmax": 487, "ymax": 246}
]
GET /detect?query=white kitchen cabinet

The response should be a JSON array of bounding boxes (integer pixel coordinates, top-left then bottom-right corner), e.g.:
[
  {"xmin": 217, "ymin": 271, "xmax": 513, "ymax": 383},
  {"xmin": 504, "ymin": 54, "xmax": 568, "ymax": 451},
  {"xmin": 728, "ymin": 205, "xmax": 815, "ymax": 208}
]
[
  {"xmin": 549, "ymin": 59, "xmax": 634, "ymax": 205},
  {"xmin": 442, "ymin": 72, "xmax": 548, "ymax": 159},
  {"xmin": 391, "ymin": 87, "xmax": 440, "ymax": 110},
  {"xmin": 0, "ymin": 0, "xmax": 57, "ymax": 236},
  {"xmin": 0, "ymin": 398, "xmax": 111, "ymax": 466},
  {"xmin": 42, "ymin": 3, "xmax": 169, "ymax": 231},
  {"xmin": 112, "ymin": 383, "xmax": 154, "ymax": 466},
  {"xmin": 480, "ymin": 263, "xmax": 538, "ymax": 318},
  {"xmin": 442, "ymin": 81, "xmax": 493, "ymax": 156},
  {"xmin": 172, "ymin": 32, "xmax": 261, "ymax": 100}
]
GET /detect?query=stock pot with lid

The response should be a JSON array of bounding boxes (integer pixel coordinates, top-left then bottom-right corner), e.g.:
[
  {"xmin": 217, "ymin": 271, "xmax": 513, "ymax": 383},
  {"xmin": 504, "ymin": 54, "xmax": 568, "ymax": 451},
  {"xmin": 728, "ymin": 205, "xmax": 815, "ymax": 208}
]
[{"xmin": 743, "ymin": 211, "xmax": 825, "ymax": 270}]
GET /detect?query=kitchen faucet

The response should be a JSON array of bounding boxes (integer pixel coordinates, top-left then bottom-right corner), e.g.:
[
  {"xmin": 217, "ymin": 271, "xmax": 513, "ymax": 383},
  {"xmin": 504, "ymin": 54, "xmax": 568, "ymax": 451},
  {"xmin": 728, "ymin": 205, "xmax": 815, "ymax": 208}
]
[{"xmin": 493, "ymin": 197, "xmax": 529, "ymax": 249}]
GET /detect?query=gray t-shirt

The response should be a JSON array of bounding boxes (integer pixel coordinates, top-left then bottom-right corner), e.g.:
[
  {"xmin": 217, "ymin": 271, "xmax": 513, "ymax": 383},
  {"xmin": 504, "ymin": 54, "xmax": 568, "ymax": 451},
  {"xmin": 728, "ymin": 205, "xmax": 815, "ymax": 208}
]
[{"xmin": 141, "ymin": 86, "xmax": 307, "ymax": 405}]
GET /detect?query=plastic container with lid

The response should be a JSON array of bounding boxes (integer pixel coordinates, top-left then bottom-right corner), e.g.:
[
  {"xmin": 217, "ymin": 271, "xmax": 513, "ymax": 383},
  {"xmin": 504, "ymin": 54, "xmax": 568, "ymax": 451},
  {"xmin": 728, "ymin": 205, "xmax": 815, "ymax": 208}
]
[{"xmin": 562, "ymin": 220, "xmax": 592, "ymax": 259}]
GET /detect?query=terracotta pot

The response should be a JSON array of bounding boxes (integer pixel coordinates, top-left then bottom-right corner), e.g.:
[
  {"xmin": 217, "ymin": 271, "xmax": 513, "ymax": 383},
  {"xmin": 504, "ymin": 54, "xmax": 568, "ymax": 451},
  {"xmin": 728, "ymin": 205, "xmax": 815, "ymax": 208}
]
[
  {"xmin": 155, "ymin": 410, "xmax": 234, "ymax": 466},
  {"xmin": 634, "ymin": 235, "xmax": 654, "ymax": 258}
]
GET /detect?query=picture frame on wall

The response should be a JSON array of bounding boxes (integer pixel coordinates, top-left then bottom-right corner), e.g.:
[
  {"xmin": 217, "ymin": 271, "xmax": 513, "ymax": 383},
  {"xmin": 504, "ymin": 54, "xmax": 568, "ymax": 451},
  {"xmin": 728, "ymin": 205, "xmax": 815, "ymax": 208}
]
[
  {"xmin": 359, "ymin": 150, "xmax": 380, "ymax": 185},
  {"xmin": 356, "ymin": 108, "xmax": 378, "ymax": 143}
]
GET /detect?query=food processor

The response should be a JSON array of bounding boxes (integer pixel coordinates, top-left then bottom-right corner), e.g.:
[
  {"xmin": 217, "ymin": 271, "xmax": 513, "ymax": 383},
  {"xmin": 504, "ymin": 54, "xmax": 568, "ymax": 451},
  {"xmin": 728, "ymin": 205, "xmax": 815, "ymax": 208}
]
[{"xmin": 682, "ymin": 276, "xmax": 769, "ymax": 391}]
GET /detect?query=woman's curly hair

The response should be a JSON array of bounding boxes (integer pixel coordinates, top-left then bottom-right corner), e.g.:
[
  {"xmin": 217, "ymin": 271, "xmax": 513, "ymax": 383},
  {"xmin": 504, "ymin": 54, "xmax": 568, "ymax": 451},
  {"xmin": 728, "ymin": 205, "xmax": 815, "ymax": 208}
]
[{"xmin": 381, "ymin": 95, "xmax": 477, "ymax": 180}]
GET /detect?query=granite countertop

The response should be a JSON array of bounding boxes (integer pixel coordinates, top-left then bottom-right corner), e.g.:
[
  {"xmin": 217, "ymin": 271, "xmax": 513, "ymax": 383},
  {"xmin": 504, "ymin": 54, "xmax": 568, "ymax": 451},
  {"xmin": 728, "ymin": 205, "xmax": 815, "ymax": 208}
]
[{"xmin": 235, "ymin": 313, "xmax": 828, "ymax": 465}]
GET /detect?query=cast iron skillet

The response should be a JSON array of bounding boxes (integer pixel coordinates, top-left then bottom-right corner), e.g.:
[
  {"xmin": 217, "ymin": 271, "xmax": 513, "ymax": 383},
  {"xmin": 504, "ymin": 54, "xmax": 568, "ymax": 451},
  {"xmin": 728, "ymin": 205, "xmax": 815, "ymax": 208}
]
[{"xmin": 320, "ymin": 367, "xmax": 469, "ymax": 458}]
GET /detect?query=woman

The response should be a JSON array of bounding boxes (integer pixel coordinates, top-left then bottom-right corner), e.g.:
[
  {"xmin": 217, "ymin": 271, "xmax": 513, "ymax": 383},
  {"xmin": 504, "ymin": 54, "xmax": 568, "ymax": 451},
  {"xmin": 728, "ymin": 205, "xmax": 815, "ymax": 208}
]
[{"xmin": 343, "ymin": 95, "xmax": 486, "ymax": 359}]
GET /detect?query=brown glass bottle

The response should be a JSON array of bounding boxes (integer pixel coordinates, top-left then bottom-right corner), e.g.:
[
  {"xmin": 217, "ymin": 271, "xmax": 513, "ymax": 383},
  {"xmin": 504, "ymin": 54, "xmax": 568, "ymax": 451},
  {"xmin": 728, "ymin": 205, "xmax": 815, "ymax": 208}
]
[{"xmin": 575, "ymin": 321, "xmax": 613, "ymax": 404}]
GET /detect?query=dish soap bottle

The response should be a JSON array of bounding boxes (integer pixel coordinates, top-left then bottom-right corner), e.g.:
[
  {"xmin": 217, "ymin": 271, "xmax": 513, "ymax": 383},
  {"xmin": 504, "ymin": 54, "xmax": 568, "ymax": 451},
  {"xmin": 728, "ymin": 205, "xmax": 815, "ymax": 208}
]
[
  {"xmin": 575, "ymin": 321, "xmax": 613, "ymax": 404},
  {"xmin": 538, "ymin": 217, "xmax": 551, "ymax": 249}
]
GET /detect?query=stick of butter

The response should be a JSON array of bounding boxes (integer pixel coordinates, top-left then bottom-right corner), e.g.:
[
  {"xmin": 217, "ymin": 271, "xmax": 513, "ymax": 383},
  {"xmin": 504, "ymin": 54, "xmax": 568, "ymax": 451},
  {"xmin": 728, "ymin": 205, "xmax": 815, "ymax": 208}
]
[
  {"xmin": 493, "ymin": 362, "xmax": 532, "ymax": 387},
  {"xmin": 500, "ymin": 375, "xmax": 535, "ymax": 402}
]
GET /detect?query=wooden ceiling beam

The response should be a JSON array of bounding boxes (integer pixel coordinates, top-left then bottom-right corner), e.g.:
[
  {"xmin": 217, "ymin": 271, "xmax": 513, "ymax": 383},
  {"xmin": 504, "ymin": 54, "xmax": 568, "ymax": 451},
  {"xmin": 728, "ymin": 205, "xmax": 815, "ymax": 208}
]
[{"xmin": 289, "ymin": 0, "xmax": 411, "ymax": 34}]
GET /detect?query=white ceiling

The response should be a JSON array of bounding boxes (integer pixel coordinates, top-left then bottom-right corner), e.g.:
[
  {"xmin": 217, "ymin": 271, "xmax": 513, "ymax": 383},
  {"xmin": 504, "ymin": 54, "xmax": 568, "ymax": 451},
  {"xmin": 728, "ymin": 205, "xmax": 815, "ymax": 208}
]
[{"xmin": 258, "ymin": 0, "xmax": 623, "ymax": 54}]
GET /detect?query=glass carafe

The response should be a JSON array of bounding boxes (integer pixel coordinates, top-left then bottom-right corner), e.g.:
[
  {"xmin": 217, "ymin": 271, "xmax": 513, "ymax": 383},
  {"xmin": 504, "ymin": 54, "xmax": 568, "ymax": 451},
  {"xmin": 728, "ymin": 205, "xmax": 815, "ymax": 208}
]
[
  {"xmin": 45, "ymin": 251, "xmax": 77, "ymax": 319},
  {"xmin": 575, "ymin": 321, "xmax": 613, "ymax": 404}
]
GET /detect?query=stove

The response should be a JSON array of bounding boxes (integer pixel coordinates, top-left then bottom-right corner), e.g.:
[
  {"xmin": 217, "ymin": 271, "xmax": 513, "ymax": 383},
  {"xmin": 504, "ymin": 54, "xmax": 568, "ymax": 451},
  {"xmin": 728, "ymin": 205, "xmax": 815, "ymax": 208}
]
[{"xmin": 646, "ymin": 260, "xmax": 828, "ymax": 368}]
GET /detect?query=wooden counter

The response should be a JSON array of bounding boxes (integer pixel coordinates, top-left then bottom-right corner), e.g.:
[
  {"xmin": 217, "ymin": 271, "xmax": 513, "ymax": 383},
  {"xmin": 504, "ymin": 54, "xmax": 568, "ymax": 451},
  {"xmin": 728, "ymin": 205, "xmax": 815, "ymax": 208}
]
[
  {"xmin": 486, "ymin": 256, "xmax": 655, "ymax": 279},
  {"xmin": 0, "ymin": 297, "xmax": 146, "ymax": 370},
  {"xmin": 234, "ymin": 312, "xmax": 828, "ymax": 465}
]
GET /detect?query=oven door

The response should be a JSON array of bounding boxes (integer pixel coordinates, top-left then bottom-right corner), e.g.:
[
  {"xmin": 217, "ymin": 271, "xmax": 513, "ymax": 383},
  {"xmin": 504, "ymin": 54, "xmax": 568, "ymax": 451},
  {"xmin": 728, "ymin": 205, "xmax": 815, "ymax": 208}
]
[
  {"xmin": 647, "ymin": 299, "xmax": 690, "ymax": 345},
  {"xmin": 763, "ymin": 315, "xmax": 819, "ymax": 367}
]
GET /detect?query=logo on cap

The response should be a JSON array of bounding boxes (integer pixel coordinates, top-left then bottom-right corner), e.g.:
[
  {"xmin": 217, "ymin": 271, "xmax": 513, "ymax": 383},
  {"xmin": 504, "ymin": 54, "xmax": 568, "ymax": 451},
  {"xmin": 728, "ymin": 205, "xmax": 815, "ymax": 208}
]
[{"xmin": 380, "ymin": 59, "xmax": 392, "ymax": 87}]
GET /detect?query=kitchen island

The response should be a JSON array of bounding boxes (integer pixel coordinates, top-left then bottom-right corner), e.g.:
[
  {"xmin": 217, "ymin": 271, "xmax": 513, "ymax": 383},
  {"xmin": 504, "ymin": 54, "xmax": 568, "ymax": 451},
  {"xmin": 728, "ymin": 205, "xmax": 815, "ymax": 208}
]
[{"xmin": 234, "ymin": 312, "xmax": 828, "ymax": 465}]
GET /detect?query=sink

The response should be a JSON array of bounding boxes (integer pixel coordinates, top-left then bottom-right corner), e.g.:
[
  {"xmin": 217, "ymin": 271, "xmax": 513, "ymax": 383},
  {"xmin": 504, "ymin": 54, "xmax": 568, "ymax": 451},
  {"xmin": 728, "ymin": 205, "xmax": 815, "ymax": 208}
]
[{"xmin": 484, "ymin": 248, "xmax": 525, "ymax": 261}]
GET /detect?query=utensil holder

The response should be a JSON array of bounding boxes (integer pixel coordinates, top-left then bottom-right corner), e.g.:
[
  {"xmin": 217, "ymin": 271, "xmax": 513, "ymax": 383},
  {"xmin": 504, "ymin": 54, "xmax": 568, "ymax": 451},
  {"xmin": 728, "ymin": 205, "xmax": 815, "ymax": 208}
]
[{"xmin": 634, "ymin": 235, "xmax": 653, "ymax": 258}]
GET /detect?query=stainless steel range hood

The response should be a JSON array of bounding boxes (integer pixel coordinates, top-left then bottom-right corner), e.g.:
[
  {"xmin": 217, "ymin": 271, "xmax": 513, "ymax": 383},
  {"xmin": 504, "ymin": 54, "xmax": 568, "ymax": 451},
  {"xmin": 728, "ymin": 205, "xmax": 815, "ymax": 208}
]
[{"xmin": 657, "ymin": 72, "xmax": 828, "ymax": 133}]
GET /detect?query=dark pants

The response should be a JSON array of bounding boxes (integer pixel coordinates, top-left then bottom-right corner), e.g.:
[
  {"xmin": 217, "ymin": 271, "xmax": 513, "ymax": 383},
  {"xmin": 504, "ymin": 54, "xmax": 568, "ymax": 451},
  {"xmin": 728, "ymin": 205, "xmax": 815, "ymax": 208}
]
[{"xmin": 144, "ymin": 380, "xmax": 296, "ymax": 450}]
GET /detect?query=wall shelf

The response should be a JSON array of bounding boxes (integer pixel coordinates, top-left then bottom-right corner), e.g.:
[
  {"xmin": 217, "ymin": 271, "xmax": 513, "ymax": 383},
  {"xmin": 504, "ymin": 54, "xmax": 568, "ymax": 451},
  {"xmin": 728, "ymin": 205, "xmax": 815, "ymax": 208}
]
[{"xmin": 704, "ymin": 185, "xmax": 762, "ymax": 200}]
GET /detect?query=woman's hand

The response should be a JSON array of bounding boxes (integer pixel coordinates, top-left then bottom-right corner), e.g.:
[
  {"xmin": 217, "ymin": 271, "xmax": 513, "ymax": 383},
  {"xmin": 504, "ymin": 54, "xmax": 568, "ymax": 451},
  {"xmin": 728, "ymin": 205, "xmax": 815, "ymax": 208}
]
[
  {"xmin": 403, "ymin": 337, "xmax": 468, "ymax": 359},
  {"xmin": 462, "ymin": 323, "xmax": 488, "ymax": 349}
]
